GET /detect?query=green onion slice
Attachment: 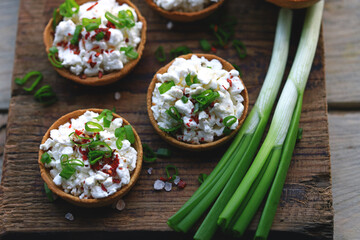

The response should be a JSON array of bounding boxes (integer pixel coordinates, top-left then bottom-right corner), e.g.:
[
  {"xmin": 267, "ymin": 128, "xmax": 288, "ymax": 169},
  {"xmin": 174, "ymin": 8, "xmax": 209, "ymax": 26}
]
[
  {"xmin": 181, "ymin": 96, "xmax": 188, "ymax": 103},
  {"xmin": 166, "ymin": 165, "xmax": 179, "ymax": 181},
  {"xmin": 185, "ymin": 74, "xmax": 199, "ymax": 86},
  {"xmin": 116, "ymin": 138, "xmax": 123, "ymax": 149},
  {"xmin": 222, "ymin": 127, "xmax": 232, "ymax": 135},
  {"xmin": 34, "ymin": 85, "xmax": 58, "ymax": 105},
  {"xmin": 159, "ymin": 124, "xmax": 181, "ymax": 133},
  {"xmin": 44, "ymin": 183, "xmax": 54, "ymax": 202},
  {"xmin": 124, "ymin": 125, "xmax": 135, "ymax": 144},
  {"xmin": 47, "ymin": 47, "xmax": 63, "ymax": 68},
  {"xmin": 192, "ymin": 89, "xmax": 220, "ymax": 112},
  {"xmin": 52, "ymin": 9, "xmax": 60, "ymax": 30},
  {"xmin": 200, "ymin": 39, "xmax": 211, "ymax": 52},
  {"xmin": 94, "ymin": 109, "xmax": 114, "ymax": 128},
  {"xmin": 88, "ymin": 141, "xmax": 112, "ymax": 158},
  {"xmin": 120, "ymin": 46, "xmax": 138, "ymax": 60},
  {"xmin": 223, "ymin": 116, "xmax": 237, "ymax": 128},
  {"xmin": 166, "ymin": 106, "xmax": 182, "ymax": 122},
  {"xmin": 158, "ymin": 81, "xmax": 175, "ymax": 94},
  {"xmin": 232, "ymin": 63, "xmax": 243, "ymax": 78},
  {"xmin": 156, "ymin": 148, "xmax": 171, "ymax": 158},
  {"xmin": 88, "ymin": 150, "xmax": 105, "ymax": 165},
  {"xmin": 297, "ymin": 128, "xmax": 303, "ymax": 140},
  {"xmin": 15, "ymin": 71, "xmax": 43, "ymax": 92},
  {"xmin": 142, "ymin": 143, "xmax": 157, "ymax": 162},
  {"xmin": 118, "ymin": 10, "xmax": 135, "ymax": 28},
  {"xmin": 155, "ymin": 46, "xmax": 166, "ymax": 62},
  {"xmin": 115, "ymin": 127, "xmax": 126, "ymax": 139},
  {"xmin": 95, "ymin": 31, "xmax": 105, "ymax": 41},
  {"xmin": 70, "ymin": 25, "xmax": 83, "ymax": 45},
  {"xmin": 85, "ymin": 121, "xmax": 104, "ymax": 132},
  {"xmin": 82, "ymin": 18, "xmax": 101, "ymax": 31},
  {"xmin": 59, "ymin": 165, "xmax": 76, "ymax": 179},
  {"xmin": 198, "ymin": 173, "xmax": 208, "ymax": 184},
  {"xmin": 233, "ymin": 39, "xmax": 247, "ymax": 59},
  {"xmin": 41, "ymin": 152, "xmax": 52, "ymax": 164},
  {"xmin": 170, "ymin": 46, "xmax": 192, "ymax": 59},
  {"xmin": 59, "ymin": 0, "xmax": 79, "ymax": 18},
  {"xmin": 49, "ymin": 46, "xmax": 59, "ymax": 54}
]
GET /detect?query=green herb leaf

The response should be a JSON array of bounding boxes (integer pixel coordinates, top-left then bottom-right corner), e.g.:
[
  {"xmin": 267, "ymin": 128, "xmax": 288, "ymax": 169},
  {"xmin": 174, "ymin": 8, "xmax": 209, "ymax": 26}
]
[
  {"xmin": 34, "ymin": 85, "xmax": 58, "ymax": 105},
  {"xmin": 116, "ymin": 138, "xmax": 123, "ymax": 149},
  {"xmin": 59, "ymin": 165, "xmax": 76, "ymax": 179},
  {"xmin": 82, "ymin": 18, "xmax": 101, "ymax": 31},
  {"xmin": 297, "ymin": 128, "xmax": 303, "ymax": 140},
  {"xmin": 85, "ymin": 121, "xmax": 104, "ymax": 132},
  {"xmin": 170, "ymin": 46, "xmax": 192, "ymax": 59},
  {"xmin": 233, "ymin": 40, "xmax": 247, "ymax": 59},
  {"xmin": 44, "ymin": 183, "xmax": 54, "ymax": 202},
  {"xmin": 166, "ymin": 165, "xmax": 179, "ymax": 181},
  {"xmin": 181, "ymin": 96, "xmax": 188, "ymax": 103},
  {"xmin": 142, "ymin": 143, "xmax": 157, "ymax": 162},
  {"xmin": 95, "ymin": 31, "xmax": 105, "ymax": 41},
  {"xmin": 124, "ymin": 125, "xmax": 135, "ymax": 144},
  {"xmin": 70, "ymin": 25, "xmax": 83, "ymax": 45},
  {"xmin": 185, "ymin": 74, "xmax": 199, "ymax": 86},
  {"xmin": 59, "ymin": 0, "xmax": 79, "ymax": 18},
  {"xmin": 156, "ymin": 148, "xmax": 171, "ymax": 158}
]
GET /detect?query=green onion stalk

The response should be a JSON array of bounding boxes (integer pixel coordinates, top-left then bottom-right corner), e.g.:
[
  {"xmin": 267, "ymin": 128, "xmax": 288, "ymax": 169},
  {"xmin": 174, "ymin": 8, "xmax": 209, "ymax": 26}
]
[
  {"xmin": 167, "ymin": 8, "xmax": 293, "ymax": 238},
  {"xmin": 218, "ymin": 1, "xmax": 324, "ymax": 238}
]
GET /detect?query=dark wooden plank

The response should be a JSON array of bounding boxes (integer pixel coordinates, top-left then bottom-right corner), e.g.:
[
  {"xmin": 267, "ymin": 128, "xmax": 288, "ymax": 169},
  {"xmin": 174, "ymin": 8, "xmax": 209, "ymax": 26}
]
[{"xmin": 0, "ymin": 0, "xmax": 332, "ymax": 238}]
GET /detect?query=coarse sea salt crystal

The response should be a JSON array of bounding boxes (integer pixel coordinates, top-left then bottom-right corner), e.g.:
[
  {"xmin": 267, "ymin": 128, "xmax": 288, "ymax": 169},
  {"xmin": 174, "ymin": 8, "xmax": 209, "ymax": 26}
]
[
  {"xmin": 166, "ymin": 21, "xmax": 173, "ymax": 30},
  {"xmin": 164, "ymin": 182, "xmax": 172, "ymax": 192},
  {"xmin": 115, "ymin": 199, "xmax": 126, "ymax": 211},
  {"xmin": 65, "ymin": 212, "xmax": 74, "ymax": 221},
  {"xmin": 174, "ymin": 176, "xmax": 181, "ymax": 185},
  {"xmin": 154, "ymin": 179, "xmax": 165, "ymax": 190},
  {"xmin": 147, "ymin": 167, "xmax": 153, "ymax": 175},
  {"xmin": 114, "ymin": 92, "xmax": 121, "ymax": 100}
]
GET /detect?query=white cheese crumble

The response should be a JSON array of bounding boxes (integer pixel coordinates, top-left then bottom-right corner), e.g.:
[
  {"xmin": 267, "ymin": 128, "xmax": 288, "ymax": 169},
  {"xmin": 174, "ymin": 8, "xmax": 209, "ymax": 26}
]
[
  {"xmin": 153, "ymin": 0, "xmax": 219, "ymax": 12},
  {"xmin": 40, "ymin": 110, "xmax": 138, "ymax": 199},
  {"xmin": 151, "ymin": 55, "xmax": 245, "ymax": 144},
  {"xmin": 53, "ymin": 0, "xmax": 143, "ymax": 77}
]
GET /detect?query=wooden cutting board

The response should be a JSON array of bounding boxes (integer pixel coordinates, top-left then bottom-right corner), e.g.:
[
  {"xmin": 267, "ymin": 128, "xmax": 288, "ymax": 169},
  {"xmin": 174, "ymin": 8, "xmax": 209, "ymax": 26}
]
[{"xmin": 0, "ymin": 0, "xmax": 333, "ymax": 239}]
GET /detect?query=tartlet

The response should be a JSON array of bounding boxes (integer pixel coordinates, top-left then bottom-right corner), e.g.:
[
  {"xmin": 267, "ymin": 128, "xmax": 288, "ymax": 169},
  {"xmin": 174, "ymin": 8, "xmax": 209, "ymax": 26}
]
[
  {"xmin": 147, "ymin": 53, "xmax": 249, "ymax": 151},
  {"xmin": 144, "ymin": 0, "xmax": 225, "ymax": 22},
  {"xmin": 267, "ymin": 0, "xmax": 319, "ymax": 8},
  {"xmin": 38, "ymin": 108, "xmax": 143, "ymax": 207},
  {"xmin": 43, "ymin": 0, "xmax": 147, "ymax": 86}
]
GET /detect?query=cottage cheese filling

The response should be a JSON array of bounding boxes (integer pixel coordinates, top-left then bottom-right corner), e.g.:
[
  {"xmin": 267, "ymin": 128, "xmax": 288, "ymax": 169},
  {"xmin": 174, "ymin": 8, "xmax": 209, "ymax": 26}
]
[
  {"xmin": 151, "ymin": 55, "xmax": 245, "ymax": 144},
  {"xmin": 153, "ymin": 0, "xmax": 219, "ymax": 12},
  {"xmin": 40, "ymin": 111, "xmax": 138, "ymax": 199},
  {"xmin": 53, "ymin": 0, "xmax": 143, "ymax": 77}
]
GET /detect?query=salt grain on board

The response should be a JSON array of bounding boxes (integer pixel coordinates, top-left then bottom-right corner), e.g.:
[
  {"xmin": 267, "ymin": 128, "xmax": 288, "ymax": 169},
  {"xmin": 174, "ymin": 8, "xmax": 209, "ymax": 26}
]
[
  {"xmin": 114, "ymin": 92, "xmax": 121, "ymax": 100},
  {"xmin": 115, "ymin": 199, "xmax": 126, "ymax": 211},
  {"xmin": 147, "ymin": 167, "xmax": 153, "ymax": 175},
  {"xmin": 174, "ymin": 176, "xmax": 180, "ymax": 185},
  {"xmin": 154, "ymin": 179, "xmax": 165, "ymax": 190},
  {"xmin": 65, "ymin": 212, "xmax": 74, "ymax": 221},
  {"xmin": 164, "ymin": 182, "xmax": 172, "ymax": 192},
  {"xmin": 166, "ymin": 21, "xmax": 173, "ymax": 30}
]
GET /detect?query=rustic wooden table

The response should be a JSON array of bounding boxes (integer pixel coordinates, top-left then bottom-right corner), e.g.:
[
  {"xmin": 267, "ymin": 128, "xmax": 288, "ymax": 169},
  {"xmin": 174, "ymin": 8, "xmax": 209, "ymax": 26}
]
[{"xmin": 0, "ymin": 0, "xmax": 359, "ymax": 239}]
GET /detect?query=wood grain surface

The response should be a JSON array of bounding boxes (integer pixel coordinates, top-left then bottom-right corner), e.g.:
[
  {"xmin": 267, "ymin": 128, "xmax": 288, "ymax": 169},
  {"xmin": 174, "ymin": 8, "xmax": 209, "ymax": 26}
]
[{"xmin": 0, "ymin": 0, "xmax": 333, "ymax": 239}]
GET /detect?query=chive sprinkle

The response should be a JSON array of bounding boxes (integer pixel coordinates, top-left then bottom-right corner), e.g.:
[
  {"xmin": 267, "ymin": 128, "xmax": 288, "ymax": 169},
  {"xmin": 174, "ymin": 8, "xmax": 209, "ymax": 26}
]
[{"xmin": 155, "ymin": 46, "xmax": 166, "ymax": 62}]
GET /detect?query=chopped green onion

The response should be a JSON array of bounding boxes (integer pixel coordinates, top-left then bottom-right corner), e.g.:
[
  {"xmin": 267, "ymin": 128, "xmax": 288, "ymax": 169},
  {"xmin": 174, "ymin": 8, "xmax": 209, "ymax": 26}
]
[
  {"xmin": 159, "ymin": 124, "xmax": 181, "ymax": 133},
  {"xmin": 60, "ymin": 154, "xmax": 84, "ymax": 168},
  {"xmin": 47, "ymin": 47, "xmax": 63, "ymax": 68},
  {"xmin": 41, "ymin": 152, "xmax": 52, "ymax": 164},
  {"xmin": 52, "ymin": 8, "xmax": 60, "ymax": 30},
  {"xmin": 34, "ymin": 85, "xmax": 58, "ymax": 105},
  {"xmin": 15, "ymin": 71, "xmax": 43, "ymax": 92},
  {"xmin": 59, "ymin": 165, "xmax": 76, "ymax": 179},
  {"xmin": 185, "ymin": 74, "xmax": 199, "ymax": 86},
  {"xmin": 210, "ymin": 21, "xmax": 236, "ymax": 47},
  {"xmin": 120, "ymin": 46, "xmax": 138, "ymax": 60},
  {"xmin": 170, "ymin": 46, "xmax": 192, "ymax": 59},
  {"xmin": 143, "ymin": 143, "xmax": 157, "ymax": 162},
  {"xmin": 155, "ymin": 46, "xmax": 166, "ymax": 62},
  {"xmin": 70, "ymin": 25, "xmax": 83, "ymax": 45},
  {"xmin": 118, "ymin": 10, "xmax": 135, "ymax": 28},
  {"xmin": 166, "ymin": 106, "xmax": 181, "ymax": 122},
  {"xmin": 166, "ymin": 165, "xmax": 178, "ymax": 181},
  {"xmin": 199, "ymin": 39, "xmax": 211, "ymax": 52},
  {"xmin": 233, "ymin": 39, "xmax": 247, "ymax": 59},
  {"xmin": 158, "ymin": 81, "xmax": 175, "ymax": 94},
  {"xmin": 223, "ymin": 116, "xmax": 237, "ymax": 128},
  {"xmin": 88, "ymin": 150, "xmax": 105, "ymax": 165},
  {"xmin": 156, "ymin": 148, "xmax": 171, "ymax": 158},
  {"xmin": 44, "ymin": 183, "xmax": 54, "ymax": 202},
  {"xmin": 222, "ymin": 127, "xmax": 232, "ymax": 136},
  {"xmin": 181, "ymin": 96, "xmax": 188, "ymax": 103},
  {"xmin": 232, "ymin": 63, "xmax": 243, "ymax": 78},
  {"xmin": 198, "ymin": 173, "xmax": 208, "ymax": 184},
  {"xmin": 124, "ymin": 125, "xmax": 135, "ymax": 144},
  {"xmin": 94, "ymin": 109, "xmax": 113, "ymax": 128},
  {"xmin": 88, "ymin": 141, "xmax": 112, "ymax": 158},
  {"xmin": 59, "ymin": 0, "xmax": 79, "ymax": 18},
  {"xmin": 95, "ymin": 31, "xmax": 105, "ymax": 41},
  {"xmin": 297, "ymin": 127, "xmax": 303, "ymax": 140},
  {"xmin": 82, "ymin": 18, "xmax": 101, "ymax": 31},
  {"xmin": 192, "ymin": 89, "xmax": 219, "ymax": 113},
  {"xmin": 85, "ymin": 121, "xmax": 104, "ymax": 132},
  {"xmin": 116, "ymin": 138, "xmax": 123, "ymax": 149},
  {"xmin": 115, "ymin": 127, "xmax": 126, "ymax": 139}
]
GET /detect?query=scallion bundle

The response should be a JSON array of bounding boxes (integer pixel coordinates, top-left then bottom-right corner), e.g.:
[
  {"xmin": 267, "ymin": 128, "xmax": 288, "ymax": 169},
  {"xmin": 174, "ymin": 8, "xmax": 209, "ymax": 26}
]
[{"xmin": 167, "ymin": 8, "xmax": 293, "ymax": 239}]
